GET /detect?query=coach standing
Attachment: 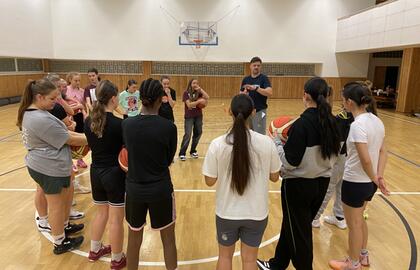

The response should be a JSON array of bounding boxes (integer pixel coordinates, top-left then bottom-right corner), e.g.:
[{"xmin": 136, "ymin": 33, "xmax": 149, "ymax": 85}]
[{"xmin": 240, "ymin": 57, "xmax": 272, "ymax": 135}]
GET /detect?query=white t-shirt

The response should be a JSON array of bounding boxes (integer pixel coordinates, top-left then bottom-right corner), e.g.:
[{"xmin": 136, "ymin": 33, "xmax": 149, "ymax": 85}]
[
  {"xmin": 343, "ymin": 113, "xmax": 385, "ymax": 183},
  {"xmin": 202, "ymin": 130, "xmax": 281, "ymax": 220}
]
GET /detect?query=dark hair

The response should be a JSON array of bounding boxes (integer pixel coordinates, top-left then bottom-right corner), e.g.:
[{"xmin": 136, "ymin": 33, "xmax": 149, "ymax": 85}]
[
  {"xmin": 139, "ymin": 78, "xmax": 164, "ymax": 107},
  {"xmin": 186, "ymin": 78, "xmax": 199, "ymax": 101},
  {"xmin": 343, "ymin": 82, "xmax": 377, "ymax": 115},
  {"xmin": 125, "ymin": 79, "xmax": 137, "ymax": 90},
  {"xmin": 160, "ymin": 75, "xmax": 170, "ymax": 82},
  {"xmin": 304, "ymin": 77, "xmax": 341, "ymax": 159},
  {"xmin": 87, "ymin": 68, "xmax": 99, "ymax": 74},
  {"xmin": 17, "ymin": 79, "xmax": 57, "ymax": 129},
  {"xmin": 250, "ymin": 56, "xmax": 262, "ymax": 64},
  {"xmin": 226, "ymin": 94, "xmax": 254, "ymax": 195},
  {"xmin": 90, "ymin": 80, "xmax": 118, "ymax": 138}
]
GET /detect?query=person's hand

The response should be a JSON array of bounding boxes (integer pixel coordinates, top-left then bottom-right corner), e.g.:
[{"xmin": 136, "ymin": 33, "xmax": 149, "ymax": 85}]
[
  {"xmin": 164, "ymin": 88, "xmax": 171, "ymax": 96},
  {"xmin": 69, "ymin": 121, "xmax": 76, "ymax": 131},
  {"xmin": 375, "ymin": 176, "xmax": 390, "ymax": 196}
]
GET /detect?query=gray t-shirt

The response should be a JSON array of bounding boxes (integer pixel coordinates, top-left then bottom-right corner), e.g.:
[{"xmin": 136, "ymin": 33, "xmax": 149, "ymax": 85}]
[{"xmin": 22, "ymin": 109, "xmax": 71, "ymax": 177}]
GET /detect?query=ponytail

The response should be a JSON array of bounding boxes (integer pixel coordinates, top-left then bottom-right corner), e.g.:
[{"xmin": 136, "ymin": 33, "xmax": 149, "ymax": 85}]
[
  {"xmin": 304, "ymin": 77, "xmax": 341, "ymax": 159},
  {"xmin": 343, "ymin": 82, "xmax": 378, "ymax": 116},
  {"xmin": 17, "ymin": 79, "xmax": 56, "ymax": 129},
  {"xmin": 90, "ymin": 80, "xmax": 118, "ymax": 137},
  {"xmin": 226, "ymin": 94, "xmax": 254, "ymax": 195}
]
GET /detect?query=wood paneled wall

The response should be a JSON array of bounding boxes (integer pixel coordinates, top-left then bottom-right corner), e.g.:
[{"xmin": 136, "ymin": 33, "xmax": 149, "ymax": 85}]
[
  {"xmin": 396, "ymin": 48, "xmax": 420, "ymax": 113},
  {"xmin": 0, "ymin": 74, "xmax": 45, "ymax": 98},
  {"xmin": 0, "ymin": 72, "xmax": 365, "ymax": 101}
]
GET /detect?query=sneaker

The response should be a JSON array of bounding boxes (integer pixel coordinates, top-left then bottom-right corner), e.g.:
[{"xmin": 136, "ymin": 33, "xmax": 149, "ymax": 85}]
[
  {"xmin": 69, "ymin": 208, "xmax": 85, "ymax": 220},
  {"xmin": 179, "ymin": 155, "xmax": 186, "ymax": 161},
  {"xmin": 53, "ymin": 236, "xmax": 84, "ymax": 255},
  {"xmin": 88, "ymin": 244, "xmax": 111, "ymax": 261},
  {"xmin": 329, "ymin": 257, "xmax": 361, "ymax": 270},
  {"xmin": 359, "ymin": 253, "xmax": 370, "ymax": 267},
  {"xmin": 72, "ymin": 164, "xmax": 79, "ymax": 173},
  {"xmin": 312, "ymin": 218, "xmax": 321, "ymax": 228},
  {"xmin": 65, "ymin": 223, "xmax": 84, "ymax": 235},
  {"xmin": 324, "ymin": 215, "xmax": 347, "ymax": 229},
  {"xmin": 77, "ymin": 159, "xmax": 88, "ymax": 168},
  {"xmin": 111, "ymin": 254, "xmax": 127, "ymax": 270},
  {"xmin": 190, "ymin": 152, "xmax": 199, "ymax": 159},
  {"xmin": 36, "ymin": 217, "xmax": 51, "ymax": 233},
  {"xmin": 256, "ymin": 259, "xmax": 272, "ymax": 270},
  {"xmin": 74, "ymin": 180, "xmax": 91, "ymax": 194}
]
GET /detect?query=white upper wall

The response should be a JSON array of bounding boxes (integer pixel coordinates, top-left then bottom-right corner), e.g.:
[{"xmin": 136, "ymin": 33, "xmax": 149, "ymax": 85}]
[
  {"xmin": 0, "ymin": 0, "xmax": 375, "ymax": 77},
  {"xmin": 337, "ymin": 0, "xmax": 420, "ymax": 53},
  {"xmin": 0, "ymin": 0, "xmax": 53, "ymax": 58}
]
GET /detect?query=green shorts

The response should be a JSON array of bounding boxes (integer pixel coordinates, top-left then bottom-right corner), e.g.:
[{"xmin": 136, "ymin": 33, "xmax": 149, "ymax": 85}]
[{"xmin": 28, "ymin": 167, "xmax": 71, "ymax": 194}]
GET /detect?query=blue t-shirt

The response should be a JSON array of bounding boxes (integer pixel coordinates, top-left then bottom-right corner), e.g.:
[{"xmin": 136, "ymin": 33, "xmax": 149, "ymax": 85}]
[{"xmin": 240, "ymin": 74, "xmax": 271, "ymax": 112}]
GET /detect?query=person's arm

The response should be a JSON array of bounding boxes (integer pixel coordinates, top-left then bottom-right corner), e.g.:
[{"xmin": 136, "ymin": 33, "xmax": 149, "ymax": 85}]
[
  {"xmin": 62, "ymin": 116, "xmax": 76, "ymax": 131},
  {"xmin": 276, "ymin": 119, "xmax": 306, "ymax": 169},
  {"xmin": 168, "ymin": 125, "xmax": 178, "ymax": 165},
  {"xmin": 354, "ymin": 143, "xmax": 376, "ymax": 181},
  {"xmin": 166, "ymin": 89, "xmax": 176, "ymax": 108},
  {"xmin": 85, "ymin": 97, "xmax": 93, "ymax": 112},
  {"xmin": 202, "ymin": 140, "xmax": 218, "ymax": 187},
  {"xmin": 57, "ymin": 98, "xmax": 75, "ymax": 116},
  {"xmin": 256, "ymin": 86, "xmax": 273, "ymax": 97},
  {"xmin": 66, "ymin": 131, "xmax": 88, "ymax": 146},
  {"xmin": 185, "ymin": 99, "xmax": 201, "ymax": 109},
  {"xmin": 248, "ymin": 76, "xmax": 273, "ymax": 97},
  {"xmin": 198, "ymin": 88, "xmax": 210, "ymax": 100},
  {"xmin": 376, "ymin": 140, "xmax": 389, "ymax": 195},
  {"xmin": 269, "ymin": 140, "xmax": 281, "ymax": 182}
]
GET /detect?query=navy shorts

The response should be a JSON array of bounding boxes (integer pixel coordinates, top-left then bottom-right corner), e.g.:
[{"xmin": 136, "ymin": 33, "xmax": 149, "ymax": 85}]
[{"xmin": 341, "ymin": 180, "xmax": 377, "ymax": 208}]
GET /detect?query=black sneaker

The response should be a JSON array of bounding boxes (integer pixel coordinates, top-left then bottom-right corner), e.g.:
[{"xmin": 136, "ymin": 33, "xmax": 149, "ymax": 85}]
[
  {"xmin": 64, "ymin": 223, "xmax": 84, "ymax": 235},
  {"xmin": 257, "ymin": 259, "xmax": 272, "ymax": 270},
  {"xmin": 53, "ymin": 236, "xmax": 84, "ymax": 255}
]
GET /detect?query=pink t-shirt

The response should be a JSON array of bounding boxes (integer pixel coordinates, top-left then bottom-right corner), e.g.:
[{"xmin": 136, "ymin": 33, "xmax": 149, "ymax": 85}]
[{"xmin": 66, "ymin": 85, "xmax": 85, "ymax": 104}]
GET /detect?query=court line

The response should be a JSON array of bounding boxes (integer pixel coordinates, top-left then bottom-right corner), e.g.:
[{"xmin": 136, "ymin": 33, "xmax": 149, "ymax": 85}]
[
  {"xmin": 388, "ymin": 151, "xmax": 420, "ymax": 168},
  {"xmin": 378, "ymin": 112, "xmax": 420, "ymax": 126},
  {"xmin": 380, "ymin": 195, "xmax": 417, "ymax": 270},
  {"xmin": 0, "ymin": 131, "xmax": 20, "ymax": 142}
]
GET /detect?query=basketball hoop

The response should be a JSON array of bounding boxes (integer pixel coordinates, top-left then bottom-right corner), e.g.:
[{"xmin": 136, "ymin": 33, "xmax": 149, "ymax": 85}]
[{"xmin": 193, "ymin": 39, "xmax": 203, "ymax": 49}]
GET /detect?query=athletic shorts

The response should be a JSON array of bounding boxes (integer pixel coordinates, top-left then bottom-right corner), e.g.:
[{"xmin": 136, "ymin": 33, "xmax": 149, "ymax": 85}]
[
  {"xmin": 125, "ymin": 193, "xmax": 176, "ymax": 231},
  {"xmin": 90, "ymin": 166, "xmax": 126, "ymax": 207},
  {"xmin": 28, "ymin": 167, "xmax": 70, "ymax": 194},
  {"xmin": 216, "ymin": 215, "xmax": 268, "ymax": 247},
  {"xmin": 341, "ymin": 180, "xmax": 377, "ymax": 208}
]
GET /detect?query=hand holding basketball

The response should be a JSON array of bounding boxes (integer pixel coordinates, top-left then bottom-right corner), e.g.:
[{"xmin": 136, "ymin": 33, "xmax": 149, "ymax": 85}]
[{"xmin": 196, "ymin": 98, "xmax": 207, "ymax": 109}]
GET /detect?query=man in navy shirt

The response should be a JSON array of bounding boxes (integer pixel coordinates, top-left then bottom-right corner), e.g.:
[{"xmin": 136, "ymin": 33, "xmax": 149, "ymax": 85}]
[{"xmin": 240, "ymin": 57, "xmax": 272, "ymax": 134}]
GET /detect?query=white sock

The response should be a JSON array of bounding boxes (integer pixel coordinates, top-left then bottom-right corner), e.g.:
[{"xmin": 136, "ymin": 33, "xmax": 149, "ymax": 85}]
[
  {"xmin": 38, "ymin": 215, "xmax": 48, "ymax": 226},
  {"xmin": 111, "ymin": 252, "xmax": 123, "ymax": 262},
  {"xmin": 53, "ymin": 233, "xmax": 65, "ymax": 246},
  {"xmin": 90, "ymin": 240, "xmax": 102, "ymax": 253},
  {"xmin": 361, "ymin": 249, "xmax": 368, "ymax": 255},
  {"xmin": 351, "ymin": 259, "xmax": 360, "ymax": 267}
]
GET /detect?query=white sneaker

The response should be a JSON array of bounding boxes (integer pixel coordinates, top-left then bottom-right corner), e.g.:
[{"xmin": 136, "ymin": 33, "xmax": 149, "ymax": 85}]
[
  {"xmin": 36, "ymin": 217, "xmax": 51, "ymax": 233},
  {"xmin": 74, "ymin": 180, "xmax": 91, "ymax": 194},
  {"xmin": 312, "ymin": 218, "xmax": 321, "ymax": 228},
  {"xmin": 190, "ymin": 152, "xmax": 199, "ymax": 159},
  {"xmin": 179, "ymin": 155, "xmax": 186, "ymax": 161},
  {"xmin": 324, "ymin": 215, "xmax": 347, "ymax": 229},
  {"xmin": 69, "ymin": 208, "xmax": 85, "ymax": 220}
]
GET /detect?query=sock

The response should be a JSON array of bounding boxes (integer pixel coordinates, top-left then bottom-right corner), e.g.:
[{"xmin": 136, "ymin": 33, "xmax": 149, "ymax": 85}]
[
  {"xmin": 351, "ymin": 259, "xmax": 360, "ymax": 267},
  {"xmin": 361, "ymin": 249, "xmax": 368, "ymax": 255},
  {"xmin": 111, "ymin": 252, "xmax": 123, "ymax": 262},
  {"xmin": 38, "ymin": 215, "xmax": 49, "ymax": 226},
  {"xmin": 336, "ymin": 216, "xmax": 344, "ymax": 221},
  {"xmin": 53, "ymin": 233, "xmax": 65, "ymax": 246},
  {"xmin": 90, "ymin": 240, "xmax": 102, "ymax": 253}
]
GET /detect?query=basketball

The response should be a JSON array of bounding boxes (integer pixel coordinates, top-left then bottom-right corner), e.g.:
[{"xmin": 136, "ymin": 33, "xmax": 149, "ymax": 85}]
[
  {"xmin": 70, "ymin": 145, "xmax": 90, "ymax": 159},
  {"xmin": 268, "ymin": 116, "xmax": 297, "ymax": 143},
  {"xmin": 196, "ymin": 98, "xmax": 207, "ymax": 109},
  {"xmin": 118, "ymin": 147, "xmax": 128, "ymax": 172}
]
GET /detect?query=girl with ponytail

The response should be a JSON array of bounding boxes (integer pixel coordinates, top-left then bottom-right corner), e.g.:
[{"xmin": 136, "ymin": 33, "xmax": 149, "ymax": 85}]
[
  {"xmin": 329, "ymin": 83, "xmax": 389, "ymax": 270},
  {"xmin": 203, "ymin": 94, "xmax": 280, "ymax": 270},
  {"xmin": 83, "ymin": 80, "xmax": 126, "ymax": 269},
  {"xmin": 258, "ymin": 77, "xmax": 341, "ymax": 270},
  {"xmin": 123, "ymin": 78, "xmax": 178, "ymax": 270},
  {"xmin": 18, "ymin": 79, "xmax": 86, "ymax": 255}
]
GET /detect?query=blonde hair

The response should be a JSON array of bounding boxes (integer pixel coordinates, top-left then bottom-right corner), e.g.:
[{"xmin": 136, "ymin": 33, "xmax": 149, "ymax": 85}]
[{"xmin": 66, "ymin": 72, "xmax": 80, "ymax": 84}]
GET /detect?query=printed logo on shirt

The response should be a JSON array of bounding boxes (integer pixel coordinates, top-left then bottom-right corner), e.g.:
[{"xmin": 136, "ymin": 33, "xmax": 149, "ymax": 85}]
[{"xmin": 126, "ymin": 96, "xmax": 138, "ymax": 112}]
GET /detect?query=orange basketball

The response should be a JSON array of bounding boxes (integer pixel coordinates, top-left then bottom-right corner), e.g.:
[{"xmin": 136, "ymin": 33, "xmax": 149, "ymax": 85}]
[
  {"xmin": 268, "ymin": 116, "xmax": 297, "ymax": 143},
  {"xmin": 196, "ymin": 98, "xmax": 207, "ymax": 109},
  {"xmin": 71, "ymin": 145, "xmax": 90, "ymax": 159},
  {"xmin": 118, "ymin": 147, "xmax": 128, "ymax": 172}
]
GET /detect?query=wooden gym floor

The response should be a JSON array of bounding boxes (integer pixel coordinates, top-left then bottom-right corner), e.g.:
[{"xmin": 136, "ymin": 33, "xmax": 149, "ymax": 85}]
[{"xmin": 0, "ymin": 98, "xmax": 419, "ymax": 270}]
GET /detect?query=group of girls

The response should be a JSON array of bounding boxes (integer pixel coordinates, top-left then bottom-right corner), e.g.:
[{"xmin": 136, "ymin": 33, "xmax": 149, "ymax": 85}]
[{"xmin": 19, "ymin": 74, "xmax": 387, "ymax": 270}]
